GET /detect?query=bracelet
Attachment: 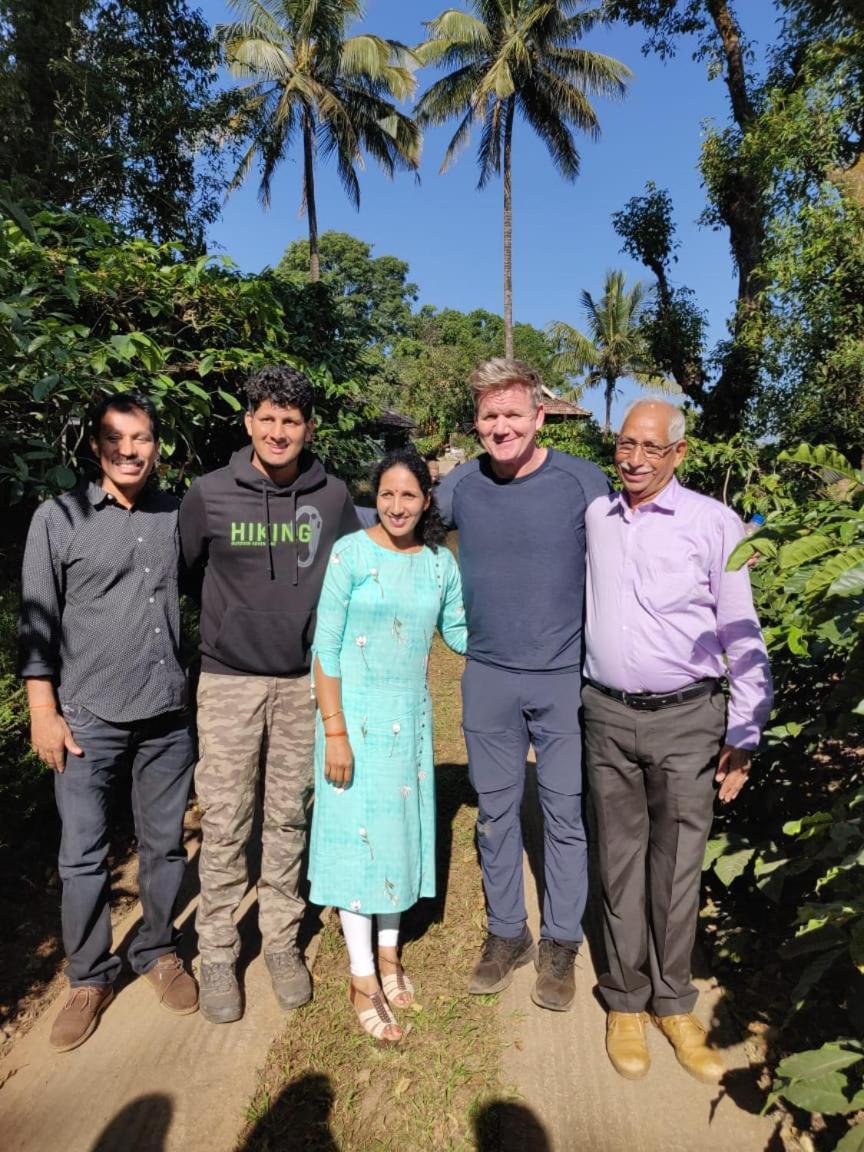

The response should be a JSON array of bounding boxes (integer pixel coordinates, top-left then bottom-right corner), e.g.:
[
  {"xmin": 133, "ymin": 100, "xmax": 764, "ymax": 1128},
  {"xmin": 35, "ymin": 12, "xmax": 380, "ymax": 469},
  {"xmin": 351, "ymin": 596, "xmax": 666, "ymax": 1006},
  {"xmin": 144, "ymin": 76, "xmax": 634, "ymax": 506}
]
[
  {"xmin": 319, "ymin": 708, "xmax": 343, "ymax": 722},
  {"xmin": 29, "ymin": 704, "xmax": 58, "ymax": 710},
  {"xmin": 325, "ymin": 730, "xmax": 348, "ymax": 739}
]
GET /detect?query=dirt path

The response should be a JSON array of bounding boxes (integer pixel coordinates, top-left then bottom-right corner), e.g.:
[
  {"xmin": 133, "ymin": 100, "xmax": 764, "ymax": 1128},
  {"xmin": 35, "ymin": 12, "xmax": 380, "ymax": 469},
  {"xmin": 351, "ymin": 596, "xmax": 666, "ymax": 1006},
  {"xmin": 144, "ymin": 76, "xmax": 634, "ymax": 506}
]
[
  {"xmin": 495, "ymin": 770, "xmax": 782, "ymax": 1152},
  {"xmin": 0, "ymin": 839, "xmax": 323, "ymax": 1152}
]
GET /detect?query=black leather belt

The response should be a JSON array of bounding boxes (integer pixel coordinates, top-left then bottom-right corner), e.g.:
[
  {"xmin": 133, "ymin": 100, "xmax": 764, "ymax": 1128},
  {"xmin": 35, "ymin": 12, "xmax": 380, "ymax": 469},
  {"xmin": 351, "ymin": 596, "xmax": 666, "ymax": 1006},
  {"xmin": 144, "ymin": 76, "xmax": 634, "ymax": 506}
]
[{"xmin": 584, "ymin": 677, "xmax": 721, "ymax": 711}]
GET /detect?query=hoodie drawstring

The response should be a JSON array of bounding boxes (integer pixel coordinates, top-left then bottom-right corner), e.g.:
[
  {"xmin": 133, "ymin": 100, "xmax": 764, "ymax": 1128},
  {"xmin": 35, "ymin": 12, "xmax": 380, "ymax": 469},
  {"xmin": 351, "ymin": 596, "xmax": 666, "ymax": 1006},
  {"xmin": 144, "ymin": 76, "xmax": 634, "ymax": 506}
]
[
  {"xmin": 264, "ymin": 487, "xmax": 275, "ymax": 581},
  {"xmin": 292, "ymin": 489, "xmax": 298, "ymax": 586}
]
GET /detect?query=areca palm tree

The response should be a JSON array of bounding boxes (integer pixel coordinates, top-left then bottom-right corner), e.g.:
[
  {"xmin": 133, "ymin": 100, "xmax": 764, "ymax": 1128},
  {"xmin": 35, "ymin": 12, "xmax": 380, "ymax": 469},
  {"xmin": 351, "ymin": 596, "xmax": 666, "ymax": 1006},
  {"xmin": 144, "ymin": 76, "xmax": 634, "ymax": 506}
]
[
  {"xmin": 218, "ymin": 0, "xmax": 421, "ymax": 281},
  {"xmin": 415, "ymin": 2, "xmax": 630, "ymax": 357},
  {"xmin": 548, "ymin": 269, "xmax": 674, "ymax": 432}
]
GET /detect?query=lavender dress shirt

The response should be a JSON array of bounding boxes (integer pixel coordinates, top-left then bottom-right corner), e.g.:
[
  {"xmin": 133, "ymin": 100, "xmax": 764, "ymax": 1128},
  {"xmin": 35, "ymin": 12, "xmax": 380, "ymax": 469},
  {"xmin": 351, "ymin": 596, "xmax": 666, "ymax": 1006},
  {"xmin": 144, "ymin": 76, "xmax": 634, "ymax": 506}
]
[{"xmin": 584, "ymin": 477, "xmax": 773, "ymax": 750}]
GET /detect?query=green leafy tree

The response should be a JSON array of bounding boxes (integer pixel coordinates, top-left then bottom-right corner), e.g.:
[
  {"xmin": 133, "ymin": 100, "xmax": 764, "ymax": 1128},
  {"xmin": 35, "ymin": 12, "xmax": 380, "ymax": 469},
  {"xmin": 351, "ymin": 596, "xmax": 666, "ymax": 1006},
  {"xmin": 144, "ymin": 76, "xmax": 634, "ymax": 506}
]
[
  {"xmin": 0, "ymin": 0, "xmax": 229, "ymax": 250},
  {"xmin": 415, "ymin": 1, "xmax": 630, "ymax": 358},
  {"xmin": 381, "ymin": 306, "xmax": 568, "ymax": 443},
  {"xmin": 548, "ymin": 269, "xmax": 671, "ymax": 430},
  {"xmin": 612, "ymin": 181, "xmax": 708, "ymax": 403},
  {"xmin": 218, "ymin": 0, "xmax": 421, "ymax": 281},
  {"xmin": 276, "ymin": 231, "xmax": 418, "ymax": 350}
]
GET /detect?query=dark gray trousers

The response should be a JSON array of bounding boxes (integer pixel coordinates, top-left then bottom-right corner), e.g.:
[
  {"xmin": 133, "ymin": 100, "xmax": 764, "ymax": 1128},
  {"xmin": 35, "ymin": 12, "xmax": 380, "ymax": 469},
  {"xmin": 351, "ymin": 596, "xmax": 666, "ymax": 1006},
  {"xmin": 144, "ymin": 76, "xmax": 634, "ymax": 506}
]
[
  {"xmin": 582, "ymin": 683, "xmax": 726, "ymax": 1016},
  {"xmin": 55, "ymin": 704, "xmax": 195, "ymax": 986},
  {"xmin": 462, "ymin": 660, "xmax": 586, "ymax": 943}
]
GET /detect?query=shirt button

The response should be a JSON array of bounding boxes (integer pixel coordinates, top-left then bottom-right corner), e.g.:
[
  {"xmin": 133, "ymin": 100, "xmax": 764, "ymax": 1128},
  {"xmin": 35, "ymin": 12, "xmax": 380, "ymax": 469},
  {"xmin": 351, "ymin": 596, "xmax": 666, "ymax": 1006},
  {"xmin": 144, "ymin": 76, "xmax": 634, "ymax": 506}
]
[
  {"xmin": 137, "ymin": 537, "xmax": 143, "ymax": 543},
  {"xmin": 155, "ymin": 627, "xmax": 161, "ymax": 634},
  {"xmin": 149, "ymin": 596, "xmax": 155, "ymax": 603},
  {"xmin": 159, "ymin": 659, "xmax": 165, "ymax": 666},
  {"xmin": 144, "ymin": 567, "xmax": 150, "ymax": 574}
]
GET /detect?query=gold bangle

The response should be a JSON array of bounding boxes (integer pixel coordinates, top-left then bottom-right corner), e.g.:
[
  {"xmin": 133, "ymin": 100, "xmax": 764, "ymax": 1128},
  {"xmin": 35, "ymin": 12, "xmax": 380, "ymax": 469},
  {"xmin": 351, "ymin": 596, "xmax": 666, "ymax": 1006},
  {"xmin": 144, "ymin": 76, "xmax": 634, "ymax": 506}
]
[
  {"xmin": 29, "ymin": 704, "xmax": 58, "ymax": 710},
  {"xmin": 319, "ymin": 708, "xmax": 343, "ymax": 722},
  {"xmin": 325, "ymin": 730, "xmax": 348, "ymax": 739}
]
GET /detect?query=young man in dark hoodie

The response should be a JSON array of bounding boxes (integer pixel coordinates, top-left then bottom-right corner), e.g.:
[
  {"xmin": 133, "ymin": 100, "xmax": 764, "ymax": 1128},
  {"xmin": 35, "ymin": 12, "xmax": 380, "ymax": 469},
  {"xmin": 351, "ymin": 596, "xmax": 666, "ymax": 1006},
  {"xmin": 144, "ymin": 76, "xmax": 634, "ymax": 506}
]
[{"xmin": 180, "ymin": 365, "xmax": 358, "ymax": 1023}]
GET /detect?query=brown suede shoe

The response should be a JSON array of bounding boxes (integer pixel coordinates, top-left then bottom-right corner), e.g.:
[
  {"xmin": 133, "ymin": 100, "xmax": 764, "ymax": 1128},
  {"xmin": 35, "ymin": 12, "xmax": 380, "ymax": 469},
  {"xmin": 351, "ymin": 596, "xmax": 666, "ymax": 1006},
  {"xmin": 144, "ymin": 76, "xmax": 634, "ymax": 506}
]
[
  {"xmin": 606, "ymin": 1011, "xmax": 650, "ymax": 1079},
  {"xmin": 652, "ymin": 1012, "xmax": 725, "ymax": 1084},
  {"xmin": 144, "ymin": 953, "xmax": 199, "ymax": 1015},
  {"xmin": 49, "ymin": 985, "xmax": 115, "ymax": 1053}
]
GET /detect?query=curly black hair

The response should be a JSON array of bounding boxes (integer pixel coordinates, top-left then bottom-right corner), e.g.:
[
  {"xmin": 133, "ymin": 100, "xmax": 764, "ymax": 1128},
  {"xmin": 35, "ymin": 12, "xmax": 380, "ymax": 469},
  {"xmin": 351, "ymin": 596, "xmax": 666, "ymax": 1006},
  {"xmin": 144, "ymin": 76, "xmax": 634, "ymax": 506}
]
[
  {"xmin": 243, "ymin": 364, "xmax": 314, "ymax": 420},
  {"xmin": 372, "ymin": 446, "xmax": 447, "ymax": 552}
]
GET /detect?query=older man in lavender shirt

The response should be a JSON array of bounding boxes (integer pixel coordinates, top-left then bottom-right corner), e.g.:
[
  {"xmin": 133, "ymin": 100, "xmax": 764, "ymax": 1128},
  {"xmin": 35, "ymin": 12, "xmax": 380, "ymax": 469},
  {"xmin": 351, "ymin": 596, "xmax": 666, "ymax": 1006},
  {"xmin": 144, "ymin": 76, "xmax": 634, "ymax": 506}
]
[{"xmin": 582, "ymin": 398, "xmax": 773, "ymax": 1085}]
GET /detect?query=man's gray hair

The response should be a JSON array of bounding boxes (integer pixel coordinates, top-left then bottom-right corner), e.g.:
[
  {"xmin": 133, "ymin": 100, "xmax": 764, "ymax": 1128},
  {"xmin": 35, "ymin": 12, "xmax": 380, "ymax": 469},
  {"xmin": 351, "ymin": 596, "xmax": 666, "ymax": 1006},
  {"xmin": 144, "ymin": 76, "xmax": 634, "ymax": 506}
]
[
  {"xmin": 620, "ymin": 398, "xmax": 686, "ymax": 442},
  {"xmin": 469, "ymin": 358, "xmax": 544, "ymax": 411}
]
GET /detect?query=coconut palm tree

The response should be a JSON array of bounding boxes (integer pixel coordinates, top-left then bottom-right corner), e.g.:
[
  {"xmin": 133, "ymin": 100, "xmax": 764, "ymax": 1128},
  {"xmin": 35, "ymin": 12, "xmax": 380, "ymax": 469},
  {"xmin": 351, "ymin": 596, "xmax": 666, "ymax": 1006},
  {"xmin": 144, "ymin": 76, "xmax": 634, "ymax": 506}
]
[
  {"xmin": 218, "ymin": 0, "xmax": 421, "ymax": 281},
  {"xmin": 415, "ymin": 1, "xmax": 630, "ymax": 357},
  {"xmin": 548, "ymin": 269, "xmax": 674, "ymax": 432}
]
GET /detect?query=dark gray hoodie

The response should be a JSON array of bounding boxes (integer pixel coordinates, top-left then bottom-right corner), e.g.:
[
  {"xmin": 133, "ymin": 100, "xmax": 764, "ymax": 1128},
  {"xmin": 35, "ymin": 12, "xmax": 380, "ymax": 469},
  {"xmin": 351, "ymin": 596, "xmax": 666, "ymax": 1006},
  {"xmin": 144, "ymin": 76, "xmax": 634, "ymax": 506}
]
[{"xmin": 180, "ymin": 447, "xmax": 358, "ymax": 676}]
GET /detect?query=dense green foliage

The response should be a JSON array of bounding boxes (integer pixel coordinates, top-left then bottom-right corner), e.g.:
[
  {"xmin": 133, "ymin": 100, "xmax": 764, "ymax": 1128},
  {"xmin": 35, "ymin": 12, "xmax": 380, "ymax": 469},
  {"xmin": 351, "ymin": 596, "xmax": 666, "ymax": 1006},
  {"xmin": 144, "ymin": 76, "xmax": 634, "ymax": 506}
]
[
  {"xmin": 605, "ymin": 0, "xmax": 864, "ymax": 451},
  {"xmin": 0, "ymin": 202, "xmax": 373, "ymax": 506},
  {"xmin": 693, "ymin": 444, "xmax": 864, "ymax": 1147},
  {"xmin": 0, "ymin": 0, "xmax": 229, "ymax": 250}
]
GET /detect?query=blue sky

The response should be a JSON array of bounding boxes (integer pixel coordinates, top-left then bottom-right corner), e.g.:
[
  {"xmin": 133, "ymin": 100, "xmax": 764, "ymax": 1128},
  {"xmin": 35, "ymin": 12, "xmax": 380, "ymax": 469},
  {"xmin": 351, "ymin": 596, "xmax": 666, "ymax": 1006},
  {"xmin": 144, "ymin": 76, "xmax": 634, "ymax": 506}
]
[{"xmin": 197, "ymin": 1, "xmax": 781, "ymax": 426}]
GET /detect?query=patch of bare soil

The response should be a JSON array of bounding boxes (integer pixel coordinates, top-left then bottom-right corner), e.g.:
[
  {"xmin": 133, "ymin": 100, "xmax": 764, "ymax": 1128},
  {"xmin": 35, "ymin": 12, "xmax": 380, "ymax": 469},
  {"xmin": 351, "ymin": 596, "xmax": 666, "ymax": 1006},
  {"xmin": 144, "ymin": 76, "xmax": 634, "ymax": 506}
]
[{"xmin": 0, "ymin": 803, "xmax": 200, "ymax": 1060}]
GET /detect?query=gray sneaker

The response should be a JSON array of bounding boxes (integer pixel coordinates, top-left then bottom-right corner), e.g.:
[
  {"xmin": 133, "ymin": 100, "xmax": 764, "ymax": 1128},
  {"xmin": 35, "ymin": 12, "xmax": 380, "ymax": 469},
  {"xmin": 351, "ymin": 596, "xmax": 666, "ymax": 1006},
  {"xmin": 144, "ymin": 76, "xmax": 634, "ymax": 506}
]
[
  {"xmin": 468, "ymin": 928, "xmax": 535, "ymax": 994},
  {"xmin": 199, "ymin": 961, "xmax": 241, "ymax": 1024},
  {"xmin": 265, "ymin": 948, "xmax": 312, "ymax": 1010}
]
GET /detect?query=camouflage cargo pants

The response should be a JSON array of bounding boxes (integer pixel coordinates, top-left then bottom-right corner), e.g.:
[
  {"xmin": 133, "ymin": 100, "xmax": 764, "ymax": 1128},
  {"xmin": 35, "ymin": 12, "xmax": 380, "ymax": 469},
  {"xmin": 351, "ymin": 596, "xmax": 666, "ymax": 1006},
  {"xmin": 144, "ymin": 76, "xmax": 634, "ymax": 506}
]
[{"xmin": 195, "ymin": 671, "xmax": 314, "ymax": 963}]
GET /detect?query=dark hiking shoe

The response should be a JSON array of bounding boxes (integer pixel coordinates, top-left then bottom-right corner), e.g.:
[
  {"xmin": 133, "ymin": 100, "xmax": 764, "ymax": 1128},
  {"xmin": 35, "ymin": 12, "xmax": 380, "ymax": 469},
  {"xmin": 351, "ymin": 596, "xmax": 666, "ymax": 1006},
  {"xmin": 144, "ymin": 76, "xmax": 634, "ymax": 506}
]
[
  {"xmin": 49, "ymin": 985, "xmax": 114, "ymax": 1052},
  {"xmin": 468, "ymin": 928, "xmax": 535, "ymax": 995},
  {"xmin": 265, "ymin": 948, "xmax": 312, "ymax": 1010},
  {"xmin": 199, "ymin": 961, "xmax": 241, "ymax": 1024},
  {"xmin": 531, "ymin": 939, "xmax": 577, "ymax": 1011},
  {"xmin": 144, "ymin": 953, "xmax": 199, "ymax": 1015}
]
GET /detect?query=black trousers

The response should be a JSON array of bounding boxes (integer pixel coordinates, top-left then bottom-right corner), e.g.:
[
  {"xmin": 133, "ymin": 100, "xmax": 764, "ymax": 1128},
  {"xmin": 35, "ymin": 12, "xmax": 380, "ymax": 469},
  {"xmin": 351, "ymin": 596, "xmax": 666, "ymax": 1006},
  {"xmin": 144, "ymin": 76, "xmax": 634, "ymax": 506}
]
[{"xmin": 582, "ymin": 684, "xmax": 726, "ymax": 1016}]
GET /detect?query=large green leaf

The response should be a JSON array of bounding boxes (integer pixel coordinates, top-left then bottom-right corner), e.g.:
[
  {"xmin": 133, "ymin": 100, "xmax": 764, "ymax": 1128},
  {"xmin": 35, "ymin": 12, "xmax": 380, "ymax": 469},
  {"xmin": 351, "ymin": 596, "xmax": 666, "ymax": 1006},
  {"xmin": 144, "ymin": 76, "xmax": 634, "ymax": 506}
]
[
  {"xmin": 779, "ymin": 444, "xmax": 864, "ymax": 486},
  {"xmin": 829, "ymin": 564, "xmax": 864, "ymax": 599},
  {"xmin": 836, "ymin": 1122, "xmax": 864, "ymax": 1152},
  {"xmin": 779, "ymin": 534, "xmax": 836, "ymax": 570},
  {"xmin": 805, "ymin": 549, "xmax": 864, "ymax": 598},
  {"xmin": 713, "ymin": 847, "xmax": 756, "ymax": 887},
  {"xmin": 781, "ymin": 1072, "xmax": 855, "ymax": 1115},
  {"xmin": 776, "ymin": 1044, "xmax": 863, "ymax": 1082}
]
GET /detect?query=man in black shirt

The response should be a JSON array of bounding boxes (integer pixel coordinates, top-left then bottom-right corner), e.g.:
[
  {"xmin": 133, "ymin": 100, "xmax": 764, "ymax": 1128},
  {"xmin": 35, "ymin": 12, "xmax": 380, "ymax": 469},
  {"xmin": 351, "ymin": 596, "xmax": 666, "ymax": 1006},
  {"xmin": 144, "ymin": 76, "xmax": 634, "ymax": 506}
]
[{"xmin": 19, "ymin": 393, "xmax": 198, "ymax": 1052}]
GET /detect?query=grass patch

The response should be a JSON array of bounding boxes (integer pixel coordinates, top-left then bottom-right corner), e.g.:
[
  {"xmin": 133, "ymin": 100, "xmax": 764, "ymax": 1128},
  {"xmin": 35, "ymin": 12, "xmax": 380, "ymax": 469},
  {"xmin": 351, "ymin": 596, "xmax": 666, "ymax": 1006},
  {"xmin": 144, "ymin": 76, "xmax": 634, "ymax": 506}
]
[{"xmin": 239, "ymin": 639, "xmax": 504, "ymax": 1151}]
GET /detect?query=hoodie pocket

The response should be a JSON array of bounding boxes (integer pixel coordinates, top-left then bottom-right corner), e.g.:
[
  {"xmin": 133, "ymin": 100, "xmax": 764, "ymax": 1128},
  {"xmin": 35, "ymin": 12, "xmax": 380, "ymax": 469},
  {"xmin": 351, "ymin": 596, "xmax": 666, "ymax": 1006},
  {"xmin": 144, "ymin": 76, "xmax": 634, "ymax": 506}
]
[{"xmin": 214, "ymin": 607, "xmax": 317, "ymax": 675}]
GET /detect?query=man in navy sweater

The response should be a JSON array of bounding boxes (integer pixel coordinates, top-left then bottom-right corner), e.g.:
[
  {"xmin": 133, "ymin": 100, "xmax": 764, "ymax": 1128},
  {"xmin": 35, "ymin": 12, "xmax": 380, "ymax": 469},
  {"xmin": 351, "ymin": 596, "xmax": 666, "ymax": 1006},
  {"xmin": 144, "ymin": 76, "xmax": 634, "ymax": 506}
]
[{"xmin": 437, "ymin": 359, "xmax": 609, "ymax": 1010}]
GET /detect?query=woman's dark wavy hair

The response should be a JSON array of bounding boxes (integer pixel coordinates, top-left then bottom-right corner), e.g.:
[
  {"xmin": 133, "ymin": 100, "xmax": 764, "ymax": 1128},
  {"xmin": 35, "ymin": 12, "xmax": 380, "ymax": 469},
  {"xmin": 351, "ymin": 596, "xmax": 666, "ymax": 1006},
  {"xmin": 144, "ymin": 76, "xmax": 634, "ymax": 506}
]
[{"xmin": 372, "ymin": 446, "xmax": 447, "ymax": 552}]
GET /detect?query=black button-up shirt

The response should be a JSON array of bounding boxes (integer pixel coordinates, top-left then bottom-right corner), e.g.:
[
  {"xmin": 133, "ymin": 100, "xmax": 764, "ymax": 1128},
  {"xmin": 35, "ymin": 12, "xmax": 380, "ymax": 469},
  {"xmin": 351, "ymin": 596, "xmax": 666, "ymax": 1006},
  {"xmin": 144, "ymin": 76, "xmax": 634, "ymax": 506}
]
[{"xmin": 18, "ymin": 482, "xmax": 187, "ymax": 722}]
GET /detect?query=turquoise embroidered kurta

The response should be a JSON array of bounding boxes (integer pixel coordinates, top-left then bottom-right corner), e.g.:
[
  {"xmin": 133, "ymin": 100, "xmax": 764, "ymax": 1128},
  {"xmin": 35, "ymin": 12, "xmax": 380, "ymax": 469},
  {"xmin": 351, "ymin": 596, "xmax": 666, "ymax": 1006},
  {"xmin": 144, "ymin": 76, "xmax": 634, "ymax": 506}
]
[{"xmin": 308, "ymin": 530, "xmax": 467, "ymax": 914}]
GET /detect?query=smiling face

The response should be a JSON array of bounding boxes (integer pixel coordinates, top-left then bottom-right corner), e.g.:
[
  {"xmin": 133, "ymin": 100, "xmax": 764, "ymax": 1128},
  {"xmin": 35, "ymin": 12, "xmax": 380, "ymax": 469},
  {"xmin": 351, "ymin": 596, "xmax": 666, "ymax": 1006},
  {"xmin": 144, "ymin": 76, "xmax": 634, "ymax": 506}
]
[
  {"xmin": 375, "ymin": 464, "xmax": 430, "ymax": 547},
  {"xmin": 245, "ymin": 399, "xmax": 312, "ymax": 482},
  {"xmin": 615, "ymin": 403, "xmax": 687, "ymax": 508},
  {"xmin": 90, "ymin": 405, "xmax": 159, "ymax": 506},
  {"xmin": 474, "ymin": 383, "xmax": 545, "ymax": 478}
]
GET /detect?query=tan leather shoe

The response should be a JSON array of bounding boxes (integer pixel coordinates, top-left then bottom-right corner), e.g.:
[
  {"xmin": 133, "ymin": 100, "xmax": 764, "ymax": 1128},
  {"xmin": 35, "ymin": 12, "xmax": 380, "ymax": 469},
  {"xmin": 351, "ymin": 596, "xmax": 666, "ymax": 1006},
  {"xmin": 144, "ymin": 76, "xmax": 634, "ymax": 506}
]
[
  {"xmin": 49, "ymin": 985, "xmax": 115, "ymax": 1052},
  {"xmin": 606, "ymin": 1011, "xmax": 650, "ymax": 1079},
  {"xmin": 144, "ymin": 953, "xmax": 199, "ymax": 1015},
  {"xmin": 652, "ymin": 1013, "xmax": 725, "ymax": 1084}
]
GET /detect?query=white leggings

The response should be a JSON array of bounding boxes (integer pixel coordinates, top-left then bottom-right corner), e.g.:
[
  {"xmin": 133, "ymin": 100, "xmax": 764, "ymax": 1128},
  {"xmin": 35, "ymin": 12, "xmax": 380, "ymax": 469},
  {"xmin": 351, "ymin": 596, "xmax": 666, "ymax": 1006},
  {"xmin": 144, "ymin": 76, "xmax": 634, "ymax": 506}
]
[{"xmin": 339, "ymin": 909, "xmax": 401, "ymax": 978}]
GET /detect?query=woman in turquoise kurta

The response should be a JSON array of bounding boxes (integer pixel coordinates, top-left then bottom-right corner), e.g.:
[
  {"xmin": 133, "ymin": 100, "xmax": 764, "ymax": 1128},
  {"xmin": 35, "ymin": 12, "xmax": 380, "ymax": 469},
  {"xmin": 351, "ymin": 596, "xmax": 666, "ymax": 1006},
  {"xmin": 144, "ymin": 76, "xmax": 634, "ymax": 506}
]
[{"xmin": 309, "ymin": 448, "xmax": 466, "ymax": 1043}]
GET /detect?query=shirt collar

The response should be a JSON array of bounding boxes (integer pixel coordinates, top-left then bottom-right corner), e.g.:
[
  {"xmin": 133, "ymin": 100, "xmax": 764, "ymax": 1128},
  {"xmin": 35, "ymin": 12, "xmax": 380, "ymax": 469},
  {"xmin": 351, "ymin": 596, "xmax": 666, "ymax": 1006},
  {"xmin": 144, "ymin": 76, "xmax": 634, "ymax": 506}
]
[
  {"xmin": 86, "ymin": 480, "xmax": 156, "ymax": 509},
  {"xmin": 612, "ymin": 475, "xmax": 682, "ymax": 520}
]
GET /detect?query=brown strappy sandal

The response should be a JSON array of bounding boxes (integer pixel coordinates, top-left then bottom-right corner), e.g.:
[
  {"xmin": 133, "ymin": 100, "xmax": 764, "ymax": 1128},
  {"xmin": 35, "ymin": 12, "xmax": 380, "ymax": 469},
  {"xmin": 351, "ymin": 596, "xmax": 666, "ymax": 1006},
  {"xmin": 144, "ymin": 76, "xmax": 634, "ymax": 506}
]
[
  {"xmin": 378, "ymin": 951, "xmax": 415, "ymax": 1008},
  {"xmin": 348, "ymin": 982, "xmax": 403, "ymax": 1044}
]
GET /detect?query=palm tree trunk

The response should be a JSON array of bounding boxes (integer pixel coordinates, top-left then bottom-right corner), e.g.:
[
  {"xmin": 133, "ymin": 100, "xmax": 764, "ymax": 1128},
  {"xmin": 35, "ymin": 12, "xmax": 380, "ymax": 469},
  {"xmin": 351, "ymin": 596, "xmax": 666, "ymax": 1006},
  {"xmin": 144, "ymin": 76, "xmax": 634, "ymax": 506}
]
[
  {"xmin": 605, "ymin": 378, "xmax": 615, "ymax": 433},
  {"xmin": 503, "ymin": 96, "xmax": 515, "ymax": 359},
  {"xmin": 303, "ymin": 115, "xmax": 320, "ymax": 282}
]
